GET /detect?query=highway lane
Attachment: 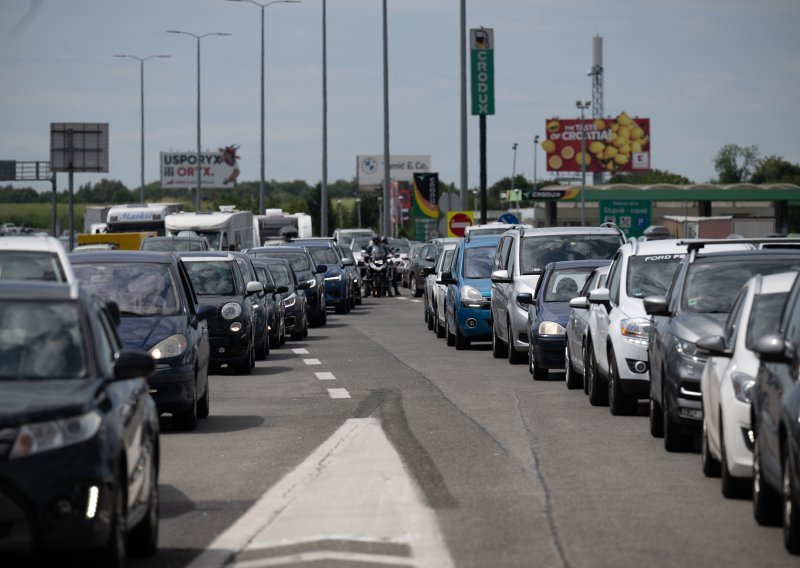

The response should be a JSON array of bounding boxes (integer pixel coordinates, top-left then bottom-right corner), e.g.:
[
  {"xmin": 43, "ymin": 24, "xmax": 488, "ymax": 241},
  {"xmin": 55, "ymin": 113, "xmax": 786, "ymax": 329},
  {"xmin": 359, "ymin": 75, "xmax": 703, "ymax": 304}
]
[{"xmin": 134, "ymin": 295, "xmax": 792, "ymax": 568}]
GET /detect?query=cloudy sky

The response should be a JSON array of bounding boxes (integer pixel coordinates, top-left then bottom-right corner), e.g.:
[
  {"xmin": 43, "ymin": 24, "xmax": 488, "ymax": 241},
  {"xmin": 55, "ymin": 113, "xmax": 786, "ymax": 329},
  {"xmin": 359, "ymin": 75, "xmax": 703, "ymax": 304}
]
[{"xmin": 2, "ymin": 0, "xmax": 798, "ymax": 194}]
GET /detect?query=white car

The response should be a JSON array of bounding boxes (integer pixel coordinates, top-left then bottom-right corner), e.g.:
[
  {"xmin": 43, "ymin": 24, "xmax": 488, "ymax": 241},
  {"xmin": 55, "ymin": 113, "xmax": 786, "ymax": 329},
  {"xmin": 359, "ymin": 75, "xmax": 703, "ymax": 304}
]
[
  {"xmin": 564, "ymin": 264, "xmax": 610, "ymax": 390},
  {"xmin": 429, "ymin": 243, "xmax": 458, "ymax": 338},
  {"xmin": 585, "ymin": 239, "xmax": 688, "ymax": 413},
  {"xmin": 0, "ymin": 235, "xmax": 76, "ymax": 283},
  {"xmin": 698, "ymin": 271, "xmax": 797, "ymax": 497}
]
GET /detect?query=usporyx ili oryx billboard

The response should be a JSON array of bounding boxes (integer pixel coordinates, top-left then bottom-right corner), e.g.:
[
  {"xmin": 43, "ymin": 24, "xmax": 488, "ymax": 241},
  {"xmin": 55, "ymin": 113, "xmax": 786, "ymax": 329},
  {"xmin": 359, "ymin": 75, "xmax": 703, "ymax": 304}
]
[
  {"xmin": 160, "ymin": 145, "xmax": 241, "ymax": 188},
  {"xmin": 542, "ymin": 112, "xmax": 650, "ymax": 174}
]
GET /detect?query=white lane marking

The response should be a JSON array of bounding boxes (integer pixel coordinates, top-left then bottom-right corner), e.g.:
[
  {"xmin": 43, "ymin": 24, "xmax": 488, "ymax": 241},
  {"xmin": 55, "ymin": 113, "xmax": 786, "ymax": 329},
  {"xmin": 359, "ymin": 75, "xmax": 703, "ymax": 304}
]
[
  {"xmin": 303, "ymin": 358, "xmax": 321, "ymax": 366},
  {"xmin": 327, "ymin": 388, "xmax": 351, "ymax": 399},
  {"xmin": 293, "ymin": 348, "xmax": 310, "ymax": 355},
  {"xmin": 186, "ymin": 418, "xmax": 454, "ymax": 568},
  {"xmin": 315, "ymin": 371, "xmax": 336, "ymax": 381},
  {"xmin": 410, "ymin": 299, "xmax": 422, "ymax": 303},
  {"xmin": 233, "ymin": 551, "xmax": 411, "ymax": 567},
  {"xmin": 395, "ymin": 296, "xmax": 408, "ymax": 300}
]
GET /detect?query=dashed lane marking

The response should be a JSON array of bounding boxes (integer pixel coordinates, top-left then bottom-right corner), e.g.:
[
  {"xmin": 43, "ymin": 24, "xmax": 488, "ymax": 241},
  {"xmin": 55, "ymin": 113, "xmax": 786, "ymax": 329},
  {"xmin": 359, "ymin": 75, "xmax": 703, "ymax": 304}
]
[
  {"xmin": 292, "ymin": 348, "xmax": 310, "ymax": 355},
  {"xmin": 303, "ymin": 358, "xmax": 321, "ymax": 366},
  {"xmin": 327, "ymin": 388, "xmax": 351, "ymax": 399},
  {"xmin": 395, "ymin": 296, "xmax": 408, "ymax": 300},
  {"xmin": 315, "ymin": 372, "xmax": 336, "ymax": 381},
  {"xmin": 410, "ymin": 299, "xmax": 422, "ymax": 303}
]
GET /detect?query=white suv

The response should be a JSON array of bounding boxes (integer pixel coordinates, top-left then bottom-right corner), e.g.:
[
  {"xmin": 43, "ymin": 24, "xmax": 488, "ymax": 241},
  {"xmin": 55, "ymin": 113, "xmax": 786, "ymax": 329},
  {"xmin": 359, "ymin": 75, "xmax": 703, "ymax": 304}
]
[
  {"xmin": 0, "ymin": 235, "xmax": 76, "ymax": 283},
  {"xmin": 584, "ymin": 239, "xmax": 687, "ymax": 413},
  {"xmin": 490, "ymin": 226, "xmax": 624, "ymax": 364}
]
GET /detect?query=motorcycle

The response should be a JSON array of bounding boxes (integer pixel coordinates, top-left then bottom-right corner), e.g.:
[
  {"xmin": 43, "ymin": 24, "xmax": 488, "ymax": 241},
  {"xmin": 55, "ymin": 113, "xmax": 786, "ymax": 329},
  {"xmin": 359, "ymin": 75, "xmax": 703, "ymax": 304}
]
[{"xmin": 368, "ymin": 256, "xmax": 390, "ymax": 297}]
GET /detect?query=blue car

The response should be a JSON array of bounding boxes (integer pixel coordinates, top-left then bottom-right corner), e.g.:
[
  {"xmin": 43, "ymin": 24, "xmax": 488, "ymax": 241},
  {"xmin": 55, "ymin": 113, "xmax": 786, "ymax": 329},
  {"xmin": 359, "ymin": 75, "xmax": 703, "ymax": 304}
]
[
  {"xmin": 518, "ymin": 260, "xmax": 611, "ymax": 380},
  {"xmin": 442, "ymin": 235, "xmax": 502, "ymax": 350},
  {"xmin": 290, "ymin": 242, "xmax": 352, "ymax": 315}
]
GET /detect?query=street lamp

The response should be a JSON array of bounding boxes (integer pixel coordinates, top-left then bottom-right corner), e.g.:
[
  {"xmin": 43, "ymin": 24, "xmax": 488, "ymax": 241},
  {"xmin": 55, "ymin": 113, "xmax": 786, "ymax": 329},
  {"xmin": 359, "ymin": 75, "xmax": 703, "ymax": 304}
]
[
  {"xmin": 167, "ymin": 30, "xmax": 231, "ymax": 212},
  {"xmin": 533, "ymin": 135, "xmax": 540, "ymax": 188},
  {"xmin": 113, "ymin": 54, "xmax": 170, "ymax": 203},
  {"xmin": 226, "ymin": 0, "xmax": 300, "ymax": 216},
  {"xmin": 576, "ymin": 100, "xmax": 591, "ymax": 226},
  {"xmin": 355, "ymin": 197, "xmax": 362, "ymax": 228}
]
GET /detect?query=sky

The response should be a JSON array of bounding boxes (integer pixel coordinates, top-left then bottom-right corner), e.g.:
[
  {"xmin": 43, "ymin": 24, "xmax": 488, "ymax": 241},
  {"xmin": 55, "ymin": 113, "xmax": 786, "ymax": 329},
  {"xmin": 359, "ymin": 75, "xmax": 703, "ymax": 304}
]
[{"xmin": 2, "ymin": 0, "xmax": 799, "ymax": 194}]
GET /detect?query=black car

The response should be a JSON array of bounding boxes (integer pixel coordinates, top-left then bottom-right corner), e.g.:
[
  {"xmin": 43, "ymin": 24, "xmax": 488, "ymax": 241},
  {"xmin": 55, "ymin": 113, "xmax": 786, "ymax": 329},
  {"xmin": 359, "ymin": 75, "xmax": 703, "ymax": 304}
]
[
  {"xmin": 179, "ymin": 252, "xmax": 263, "ymax": 374},
  {"xmin": 140, "ymin": 235, "xmax": 210, "ymax": 251},
  {"xmin": 229, "ymin": 251, "xmax": 274, "ymax": 358},
  {"xmin": 287, "ymin": 241, "xmax": 352, "ymax": 315},
  {"xmin": 71, "ymin": 251, "xmax": 215, "ymax": 430},
  {"xmin": 248, "ymin": 246, "xmax": 327, "ymax": 327},
  {"xmin": 645, "ymin": 240, "xmax": 800, "ymax": 451},
  {"xmin": 750, "ymin": 270, "xmax": 800, "ymax": 553},
  {"xmin": 408, "ymin": 241, "xmax": 439, "ymax": 298},
  {"xmin": 253, "ymin": 257, "xmax": 310, "ymax": 341},
  {"xmin": 0, "ymin": 281, "xmax": 159, "ymax": 565},
  {"xmin": 247, "ymin": 257, "xmax": 287, "ymax": 347}
]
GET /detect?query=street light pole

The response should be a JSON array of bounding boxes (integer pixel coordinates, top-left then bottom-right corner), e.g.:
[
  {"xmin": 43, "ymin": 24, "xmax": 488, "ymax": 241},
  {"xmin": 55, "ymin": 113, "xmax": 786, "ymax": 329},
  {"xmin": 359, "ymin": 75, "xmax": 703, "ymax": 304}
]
[
  {"xmin": 356, "ymin": 197, "xmax": 362, "ymax": 228},
  {"xmin": 226, "ymin": 0, "xmax": 299, "ymax": 216},
  {"xmin": 167, "ymin": 30, "xmax": 231, "ymax": 212},
  {"xmin": 114, "ymin": 54, "xmax": 170, "ymax": 203},
  {"xmin": 576, "ymin": 100, "xmax": 591, "ymax": 226},
  {"xmin": 533, "ymin": 135, "xmax": 539, "ymax": 188}
]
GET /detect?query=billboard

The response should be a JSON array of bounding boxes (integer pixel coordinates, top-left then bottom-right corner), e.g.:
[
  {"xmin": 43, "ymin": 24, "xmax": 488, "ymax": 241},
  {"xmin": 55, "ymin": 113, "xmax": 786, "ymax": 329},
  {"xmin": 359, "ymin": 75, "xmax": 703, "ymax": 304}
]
[
  {"xmin": 412, "ymin": 172, "xmax": 440, "ymax": 241},
  {"xmin": 470, "ymin": 28, "xmax": 494, "ymax": 115},
  {"xmin": 50, "ymin": 123, "xmax": 109, "ymax": 172},
  {"xmin": 356, "ymin": 154, "xmax": 431, "ymax": 187},
  {"xmin": 160, "ymin": 144, "xmax": 241, "ymax": 188},
  {"xmin": 542, "ymin": 112, "xmax": 650, "ymax": 174}
]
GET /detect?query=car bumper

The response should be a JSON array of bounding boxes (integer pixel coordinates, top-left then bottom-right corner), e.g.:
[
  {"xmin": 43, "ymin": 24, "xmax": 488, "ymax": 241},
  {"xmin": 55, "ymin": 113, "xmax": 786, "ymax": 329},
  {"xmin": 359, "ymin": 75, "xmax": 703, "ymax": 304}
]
[
  {"xmin": 532, "ymin": 334, "xmax": 567, "ymax": 369},
  {"xmin": 0, "ymin": 441, "xmax": 114, "ymax": 552},
  {"xmin": 208, "ymin": 325, "xmax": 252, "ymax": 362},
  {"xmin": 613, "ymin": 340, "xmax": 651, "ymax": 396},
  {"xmin": 456, "ymin": 302, "xmax": 493, "ymax": 340},
  {"xmin": 510, "ymin": 305, "xmax": 530, "ymax": 351},
  {"xmin": 720, "ymin": 387, "xmax": 755, "ymax": 477},
  {"xmin": 147, "ymin": 363, "xmax": 196, "ymax": 414}
]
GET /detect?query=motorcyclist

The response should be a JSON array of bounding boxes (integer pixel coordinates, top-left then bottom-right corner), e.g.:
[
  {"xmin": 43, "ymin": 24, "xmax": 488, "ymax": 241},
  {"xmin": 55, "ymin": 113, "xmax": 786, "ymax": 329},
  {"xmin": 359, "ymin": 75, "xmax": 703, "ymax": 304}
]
[
  {"xmin": 366, "ymin": 237, "xmax": 393, "ymax": 296},
  {"xmin": 382, "ymin": 237, "xmax": 401, "ymax": 296}
]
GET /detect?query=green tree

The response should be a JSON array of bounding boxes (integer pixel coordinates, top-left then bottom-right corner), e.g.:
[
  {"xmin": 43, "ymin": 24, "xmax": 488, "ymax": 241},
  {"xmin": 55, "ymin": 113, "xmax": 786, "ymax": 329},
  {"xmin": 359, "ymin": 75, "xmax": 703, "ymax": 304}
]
[
  {"xmin": 750, "ymin": 155, "xmax": 800, "ymax": 184},
  {"xmin": 608, "ymin": 168, "xmax": 693, "ymax": 184},
  {"xmin": 713, "ymin": 144, "xmax": 760, "ymax": 183}
]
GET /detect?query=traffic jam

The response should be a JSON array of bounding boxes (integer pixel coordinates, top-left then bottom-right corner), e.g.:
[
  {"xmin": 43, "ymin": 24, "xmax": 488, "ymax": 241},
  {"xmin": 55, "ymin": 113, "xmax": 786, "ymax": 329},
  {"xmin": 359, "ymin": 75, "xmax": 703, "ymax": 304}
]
[{"xmin": 2, "ymin": 219, "xmax": 800, "ymax": 566}]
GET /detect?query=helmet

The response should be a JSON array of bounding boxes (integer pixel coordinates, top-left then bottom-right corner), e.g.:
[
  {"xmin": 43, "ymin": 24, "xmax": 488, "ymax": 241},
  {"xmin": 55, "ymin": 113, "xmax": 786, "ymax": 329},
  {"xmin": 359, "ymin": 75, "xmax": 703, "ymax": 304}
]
[{"xmin": 381, "ymin": 237, "xmax": 388, "ymax": 244}]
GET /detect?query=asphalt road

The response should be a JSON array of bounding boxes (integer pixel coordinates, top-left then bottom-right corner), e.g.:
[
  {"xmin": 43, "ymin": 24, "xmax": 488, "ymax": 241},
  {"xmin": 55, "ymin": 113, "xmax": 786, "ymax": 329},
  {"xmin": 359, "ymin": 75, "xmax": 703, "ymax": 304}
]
[{"xmin": 132, "ymin": 294, "xmax": 794, "ymax": 568}]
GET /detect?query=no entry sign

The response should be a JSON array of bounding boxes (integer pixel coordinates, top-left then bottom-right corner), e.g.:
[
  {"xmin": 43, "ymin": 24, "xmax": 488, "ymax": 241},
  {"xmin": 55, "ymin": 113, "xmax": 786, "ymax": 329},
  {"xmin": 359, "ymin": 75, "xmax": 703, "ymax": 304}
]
[{"xmin": 447, "ymin": 211, "xmax": 474, "ymax": 237}]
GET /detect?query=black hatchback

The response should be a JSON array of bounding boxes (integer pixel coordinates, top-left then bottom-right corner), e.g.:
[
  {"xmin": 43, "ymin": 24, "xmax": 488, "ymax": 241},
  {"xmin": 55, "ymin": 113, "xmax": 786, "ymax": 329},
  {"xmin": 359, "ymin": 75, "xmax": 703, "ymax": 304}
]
[{"xmin": 0, "ymin": 281, "xmax": 159, "ymax": 565}]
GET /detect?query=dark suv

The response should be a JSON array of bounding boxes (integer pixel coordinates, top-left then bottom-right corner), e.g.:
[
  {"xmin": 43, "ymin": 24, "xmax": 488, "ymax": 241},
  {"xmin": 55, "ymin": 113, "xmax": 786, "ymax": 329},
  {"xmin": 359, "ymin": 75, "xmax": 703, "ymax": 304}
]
[
  {"xmin": 409, "ymin": 238, "xmax": 460, "ymax": 298},
  {"xmin": 645, "ymin": 240, "xmax": 800, "ymax": 452}
]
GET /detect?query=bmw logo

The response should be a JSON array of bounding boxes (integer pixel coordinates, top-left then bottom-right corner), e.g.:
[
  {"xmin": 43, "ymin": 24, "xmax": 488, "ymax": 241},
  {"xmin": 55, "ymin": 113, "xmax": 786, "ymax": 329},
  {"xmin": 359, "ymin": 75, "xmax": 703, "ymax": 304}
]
[{"xmin": 362, "ymin": 157, "xmax": 378, "ymax": 174}]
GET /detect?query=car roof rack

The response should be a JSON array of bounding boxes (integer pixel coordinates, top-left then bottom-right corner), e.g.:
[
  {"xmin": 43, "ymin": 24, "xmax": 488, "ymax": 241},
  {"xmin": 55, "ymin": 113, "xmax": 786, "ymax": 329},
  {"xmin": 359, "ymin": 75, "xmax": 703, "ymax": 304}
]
[{"xmin": 678, "ymin": 237, "xmax": 800, "ymax": 254}]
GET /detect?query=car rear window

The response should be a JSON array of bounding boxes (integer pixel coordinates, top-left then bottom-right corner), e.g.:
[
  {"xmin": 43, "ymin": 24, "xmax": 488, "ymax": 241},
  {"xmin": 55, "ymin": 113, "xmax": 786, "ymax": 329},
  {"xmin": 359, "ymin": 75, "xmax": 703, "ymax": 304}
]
[
  {"xmin": 309, "ymin": 248, "xmax": 339, "ymax": 265},
  {"xmin": 267, "ymin": 264, "xmax": 292, "ymax": 287},
  {"xmin": 463, "ymin": 246, "xmax": 495, "ymax": 279},
  {"xmin": 520, "ymin": 235, "xmax": 621, "ymax": 274},
  {"xmin": 184, "ymin": 260, "xmax": 237, "ymax": 296},
  {"xmin": 254, "ymin": 251, "xmax": 311, "ymax": 272},
  {"xmin": 544, "ymin": 267, "xmax": 596, "ymax": 302},
  {"xmin": 626, "ymin": 254, "xmax": 685, "ymax": 299},
  {"xmin": 683, "ymin": 258, "xmax": 800, "ymax": 313},
  {"xmin": 0, "ymin": 251, "xmax": 66, "ymax": 282},
  {"xmin": 74, "ymin": 262, "xmax": 181, "ymax": 316},
  {"xmin": 745, "ymin": 292, "xmax": 790, "ymax": 349}
]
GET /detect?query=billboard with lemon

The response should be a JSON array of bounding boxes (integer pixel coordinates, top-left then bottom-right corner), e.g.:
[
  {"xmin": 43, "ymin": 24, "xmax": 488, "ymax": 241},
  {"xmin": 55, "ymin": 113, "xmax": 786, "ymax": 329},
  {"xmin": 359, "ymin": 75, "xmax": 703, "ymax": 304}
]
[{"xmin": 542, "ymin": 112, "xmax": 650, "ymax": 173}]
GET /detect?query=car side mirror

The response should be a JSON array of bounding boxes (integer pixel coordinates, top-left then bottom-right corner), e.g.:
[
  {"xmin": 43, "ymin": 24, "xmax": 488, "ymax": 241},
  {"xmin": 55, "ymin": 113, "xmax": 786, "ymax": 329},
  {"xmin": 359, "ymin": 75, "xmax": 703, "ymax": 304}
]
[
  {"xmin": 439, "ymin": 270, "xmax": 456, "ymax": 285},
  {"xmin": 754, "ymin": 334, "xmax": 793, "ymax": 363},
  {"xmin": 643, "ymin": 295, "xmax": 671, "ymax": 316},
  {"xmin": 422, "ymin": 266, "xmax": 435, "ymax": 276},
  {"xmin": 588, "ymin": 288, "xmax": 610, "ymax": 304},
  {"xmin": 516, "ymin": 292, "xmax": 533, "ymax": 305},
  {"xmin": 297, "ymin": 280, "xmax": 313, "ymax": 290},
  {"xmin": 569, "ymin": 296, "xmax": 590, "ymax": 310},
  {"xmin": 491, "ymin": 269, "xmax": 511, "ymax": 283},
  {"xmin": 276, "ymin": 285, "xmax": 289, "ymax": 294},
  {"xmin": 342, "ymin": 257, "xmax": 355, "ymax": 267},
  {"xmin": 262, "ymin": 283, "xmax": 277, "ymax": 294},
  {"xmin": 696, "ymin": 335, "xmax": 731, "ymax": 358},
  {"xmin": 425, "ymin": 255, "xmax": 436, "ymax": 262},
  {"xmin": 246, "ymin": 281, "xmax": 264, "ymax": 295},
  {"xmin": 114, "ymin": 349, "xmax": 155, "ymax": 380},
  {"xmin": 196, "ymin": 303, "xmax": 217, "ymax": 321},
  {"xmin": 315, "ymin": 264, "xmax": 327, "ymax": 274}
]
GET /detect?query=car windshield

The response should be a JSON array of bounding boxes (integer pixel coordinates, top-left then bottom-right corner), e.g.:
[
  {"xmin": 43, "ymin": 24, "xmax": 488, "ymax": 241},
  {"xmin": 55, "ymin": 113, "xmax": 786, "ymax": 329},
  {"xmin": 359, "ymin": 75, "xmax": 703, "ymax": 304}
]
[
  {"xmin": 626, "ymin": 254, "xmax": 685, "ymax": 298},
  {"xmin": 0, "ymin": 300, "xmax": 87, "ymax": 380},
  {"xmin": 309, "ymin": 248, "xmax": 340, "ymax": 265},
  {"xmin": 73, "ymin": 262, "xmax": 181, "ymax": 316},
  {"xmin": 520, "ymin": 235, "xmax": 621, "ymax": 274},
  {"xmin": 268, "ymin": 264, "xmax": 292, "ymax": 287},
  {"xmin": 463, "ymin": 246, "xmax": 495, "ymax": 279},
  {"xmin": 683, "ymin": 258, "xmax": 800, "ymax": 313},
  {"xmin": 352, "ymin": 237, "xmax": 373, "ymax": 251},
  {"xmin": 544, "ymin": 267, "xmax": 595, "ymax": 302},
  {"xmin": 256, "ymin": 251, "xmax": 311, "ymax": 273},
  {"xmin": 745, "ymin": 291, "xmax": 790, "ymax": 349},
  {"xmin": 142, "ymin": 238, "xmax": 206, "ymax": 252},
  {"xmin": 0, "ymin": 251, "xmax": 66, "ymax": 282},
  {"xmin": 184, "ymin": 260, "xmax": 237, "ymax": 296},
  {"xmin": 387, "ymin": 239, "xmax": 410, "ymax": 253}
]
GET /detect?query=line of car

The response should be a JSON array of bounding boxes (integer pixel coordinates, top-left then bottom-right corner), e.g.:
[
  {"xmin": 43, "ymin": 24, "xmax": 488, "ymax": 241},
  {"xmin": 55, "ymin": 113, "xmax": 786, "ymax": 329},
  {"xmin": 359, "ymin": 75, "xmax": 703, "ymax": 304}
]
[
  {"xmin": 417, "ymin": 226, "xmax": 800, "ymax": 556},
  {"xmin": 0, "ymin": 233, "xmax": 369, "ymax": 564}
]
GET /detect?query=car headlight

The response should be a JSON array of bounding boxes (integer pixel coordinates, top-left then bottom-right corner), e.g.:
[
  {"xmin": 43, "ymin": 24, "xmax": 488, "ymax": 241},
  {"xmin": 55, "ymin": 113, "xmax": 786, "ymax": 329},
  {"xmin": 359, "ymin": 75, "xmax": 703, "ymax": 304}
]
[
  {"xmin": 731, "ymin": 371, "xmax": 756, "ymax": 403},
  {"xmin": 149, "ymin": 334, "xmax": 188, "ymax": 359},
  {"xmin": 621, "ymin": 318, "xmax": 650, "ymax": 346},
  {"xmin": 538, "ymin": 321, "xmax": 566, "ymax": 335},
  {"xmin": 10, "ymin": 411, "xmax": 102, "ymax": 459},
  {"xmin": 284, "ymin": 294, "xmax": 297, "ymax": 308},
  {"xmin": 221, "ymin": 302, "xmax": 242, "ymax": 320},
  {"xmin": 325, "ymin": 274, "xmax": 342, "ymax": 282},
  {"xmin": 462, "ymin": 285, "xmax": 483, "ymax": 302},
  {"xmin": 675, "ymin": 338, "xmax": 706, "ymax": 362}
]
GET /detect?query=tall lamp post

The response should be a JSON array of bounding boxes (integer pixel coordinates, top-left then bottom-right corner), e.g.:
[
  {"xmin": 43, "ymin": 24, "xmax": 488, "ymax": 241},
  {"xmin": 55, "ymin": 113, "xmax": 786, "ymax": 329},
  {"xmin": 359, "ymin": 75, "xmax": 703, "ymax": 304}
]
[
  {"xmin": 226, "ymin": 0, "xmax": 300, "ymax": 216},
  {"xmin": 533, "ymin": 135, "xmax": 540, "ymax": 188},
  {"xmin": 576, "ymin": 100, "xmax": 591, "ymax": 226},
  {"xmin": 113, "ymin": 54, "xmax": 171, "ymax": 203},
  {"xmin": 167, "ymin": 30, "xmax": 231, "ymax": 212},
  {"xmin": 355, "ymin": 197, "xmax": 362, "ymax": 228}
]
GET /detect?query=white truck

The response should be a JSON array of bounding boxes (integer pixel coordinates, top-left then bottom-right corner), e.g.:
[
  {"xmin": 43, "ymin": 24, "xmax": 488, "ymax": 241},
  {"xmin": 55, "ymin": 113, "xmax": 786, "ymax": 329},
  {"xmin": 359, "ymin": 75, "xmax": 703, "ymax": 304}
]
[
  {"xmin": 253, "ymin": 209, "xmax": 313, "ymax": 245},
  {"xmin": 165, "ymin": 206, "xmax": 255, "ymax": 251},
  {"xmin": 105, "ymin": 203, "xmax": 184, "ymax": 235}
]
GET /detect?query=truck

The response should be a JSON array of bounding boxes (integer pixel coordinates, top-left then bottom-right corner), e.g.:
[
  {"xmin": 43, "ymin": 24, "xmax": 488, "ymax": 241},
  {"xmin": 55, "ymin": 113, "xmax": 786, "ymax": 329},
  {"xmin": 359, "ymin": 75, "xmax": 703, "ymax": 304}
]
[
  {"xmin": 76, "ymin": 231, "xmax": 158, "ymax": 250},
  {"xmin": 165, "ymin": 206, "xmax": 255, "ymax": 251},
  {"xmin": 105, "ymin": 203, "xmax": 184, "ymax": 236},
  {"xmin": 253, "ymin": 209, "xmax": 313, "ymax": 246}
]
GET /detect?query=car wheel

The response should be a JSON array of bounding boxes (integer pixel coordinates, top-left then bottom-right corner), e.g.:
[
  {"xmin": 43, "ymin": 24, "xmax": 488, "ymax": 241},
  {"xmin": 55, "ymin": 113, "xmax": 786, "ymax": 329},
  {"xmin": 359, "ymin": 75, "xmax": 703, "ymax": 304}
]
[
  {"xmin": 783, "ymin": 447, "xmax": 800, "ymax": 553},
  {"xmin": 197, "ymin": 380, "xmax": 210, "ymax": 419},
  {"xmin": 565, "ymin": 344, "xmax": 583, "ymax": 390},
  {"xmin": 173, "ymin": 383, "xmax": 199, "ymax": 431},
  {"xmin": 507, "ymin": 320, "xmax": 525, "ymax": 364},
  {"xmin": 586, "ymin": 341, "xmax": 608, "ymax": 406},
  {"xmin": 256, "ymin": 327, "xmax": 269, "ymax": 360},
  {"xmin": 649, "ymin": 397, "xmax": 664, "ymax": 438},
  {"xmin": 302, "ymin": 314, "xmax": 309, "ymax": 337},
  {"xmin": 720, "ymin": 420, "xmax": 747, "ymax": 498},
  {"xmin": 663, "ymin": 393, "xmax": 691, "ymax": 452},
  {"xmin": 335, "ymin": 301, "xmax": 347, "ymax": 314},
  {"xmin": 435, "ymin": 311, "xmax": 446, "ymax": 338},
  {"xmin": 321, "ymin": 306, "xmax": 327, "ymax": 325},
  {"xmin": 127, "ymin": 456, "xmax": 159, "ymax": 557},
  {"xmin": 454, "ymin": 320, "xmax": 470, "ymax": 350},
  {"xmin": 701, "ymin": 420, "xmax": 721, "ymax": 477},
  {"xmin": 280, "ymin": 319, "xmax": 286, "ymax": 345},
  {"xmin": 529, "ymin": 341, "xmax": 548, "ymax": 380},
  {"xmin": 492, "ymin": 320, "xmax": 507, "ymax": 359},
  {"xmin": 608, "ymin": 350, "xmax": 637, "ymax": 416},
  {"xmin": 99, "ymin": 475, "xmax": 127, "ymax": 568},
  {"xmin": 427, "ymin": 306, "xmax": 435, "ymax": 330},
  {"xmin": 753, "ymin": 433, "xmax": 782, "ymax": 526},
  {"xmin": 234, "ymin": 350, "xmax": 253, "ymax": 375},
  {"xmin": 411, "ymin": 275, "xmax": 421, "ymax": 297},
  {"xmin": 424, "ymin": 304, "xmax": 429, "ymax": 323},
  {"xmin": 445, "ymin": 311, "xmax": 455, "ymax": 346}
]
